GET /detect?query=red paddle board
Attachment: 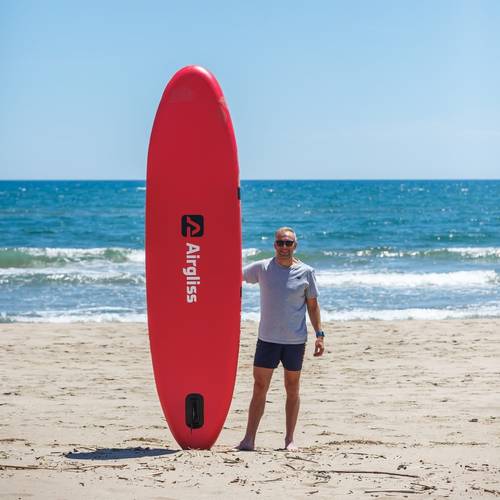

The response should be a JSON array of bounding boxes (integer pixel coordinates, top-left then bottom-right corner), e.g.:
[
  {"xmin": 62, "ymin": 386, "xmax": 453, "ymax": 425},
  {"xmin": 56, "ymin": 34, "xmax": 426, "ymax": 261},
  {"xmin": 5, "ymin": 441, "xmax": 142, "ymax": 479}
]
[{"xmin": 146, "ymin": 66, "xmax": 242, "ymax": 449}]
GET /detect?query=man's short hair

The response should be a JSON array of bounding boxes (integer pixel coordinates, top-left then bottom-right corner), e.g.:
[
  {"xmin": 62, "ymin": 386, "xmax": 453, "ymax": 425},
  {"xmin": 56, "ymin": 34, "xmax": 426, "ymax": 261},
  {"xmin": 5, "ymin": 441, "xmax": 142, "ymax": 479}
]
[{"xmin": 275, "ymin": 227, "xmax": 297, "ymax": 241}]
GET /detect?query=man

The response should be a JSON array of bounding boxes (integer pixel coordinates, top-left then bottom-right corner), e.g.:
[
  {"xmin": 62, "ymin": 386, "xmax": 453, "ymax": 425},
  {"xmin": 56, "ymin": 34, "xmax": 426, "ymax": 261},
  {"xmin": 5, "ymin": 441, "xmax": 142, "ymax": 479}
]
[{"xmin": 237, "ymin": 227, "xmax": 325, "ymax": 451}]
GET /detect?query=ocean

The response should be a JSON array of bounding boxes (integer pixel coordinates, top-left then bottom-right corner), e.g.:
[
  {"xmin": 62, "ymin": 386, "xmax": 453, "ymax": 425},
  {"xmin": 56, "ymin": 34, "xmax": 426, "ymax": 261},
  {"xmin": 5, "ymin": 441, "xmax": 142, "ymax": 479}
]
[{"xmin": 1, "ymin": 180, "xmax": 499, "ymax": 322}]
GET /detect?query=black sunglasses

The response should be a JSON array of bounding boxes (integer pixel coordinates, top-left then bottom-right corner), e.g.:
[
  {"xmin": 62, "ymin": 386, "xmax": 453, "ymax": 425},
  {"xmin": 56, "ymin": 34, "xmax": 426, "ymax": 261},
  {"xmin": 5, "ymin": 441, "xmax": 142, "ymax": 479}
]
[{"xmin": 275, "ymin": 240, "xmax": 295, "ymax": 247}]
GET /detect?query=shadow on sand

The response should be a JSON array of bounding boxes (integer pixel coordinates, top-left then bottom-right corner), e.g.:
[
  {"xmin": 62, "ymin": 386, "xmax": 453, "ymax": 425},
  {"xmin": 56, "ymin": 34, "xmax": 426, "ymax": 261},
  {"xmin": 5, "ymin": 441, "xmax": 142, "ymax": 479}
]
[{"xmin": 65, "ymin": 447, "xmax": 178, "ymax": 460}]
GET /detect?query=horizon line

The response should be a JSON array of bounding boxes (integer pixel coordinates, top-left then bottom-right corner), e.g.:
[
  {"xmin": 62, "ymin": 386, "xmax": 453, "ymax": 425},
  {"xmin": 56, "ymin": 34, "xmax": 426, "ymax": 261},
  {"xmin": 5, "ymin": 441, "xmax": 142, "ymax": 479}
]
[{"xmin": 1, "ymin": 178, "xmax": 499, "ymax": 182}]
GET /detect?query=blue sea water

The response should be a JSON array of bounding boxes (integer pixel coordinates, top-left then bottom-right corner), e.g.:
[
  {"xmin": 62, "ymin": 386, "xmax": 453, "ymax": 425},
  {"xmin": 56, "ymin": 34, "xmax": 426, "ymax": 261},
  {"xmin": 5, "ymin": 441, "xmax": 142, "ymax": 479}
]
[{"xmin": 0, "ymin": 180, "xmax": 499, "ymax": 322}]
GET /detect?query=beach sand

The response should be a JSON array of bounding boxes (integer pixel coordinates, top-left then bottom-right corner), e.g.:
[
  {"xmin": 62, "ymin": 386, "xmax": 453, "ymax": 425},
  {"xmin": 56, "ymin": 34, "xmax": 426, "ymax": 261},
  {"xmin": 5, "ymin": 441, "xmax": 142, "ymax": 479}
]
[{"xmin": 1, "ymin": 320, "xmax": 499, "ymax": 498}]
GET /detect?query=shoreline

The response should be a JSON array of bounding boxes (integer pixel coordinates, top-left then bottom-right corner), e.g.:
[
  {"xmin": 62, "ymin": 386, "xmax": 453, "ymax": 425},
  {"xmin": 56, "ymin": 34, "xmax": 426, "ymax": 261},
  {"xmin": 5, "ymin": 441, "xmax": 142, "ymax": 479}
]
[
  {"xmin": 1, "ymin": 319, "xmax": 499, "ymax": 497},
  {"xmin": 2, "ymin": 316, "xmax": 500, "ymax": 324}
]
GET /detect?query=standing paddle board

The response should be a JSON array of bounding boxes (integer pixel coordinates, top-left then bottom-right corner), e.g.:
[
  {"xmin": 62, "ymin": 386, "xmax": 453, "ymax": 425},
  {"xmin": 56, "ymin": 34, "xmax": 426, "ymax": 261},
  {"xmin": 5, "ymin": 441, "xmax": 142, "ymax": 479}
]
[{"xmin": 146, "ymin": 66, "xmax": 241, "ymax": 449}]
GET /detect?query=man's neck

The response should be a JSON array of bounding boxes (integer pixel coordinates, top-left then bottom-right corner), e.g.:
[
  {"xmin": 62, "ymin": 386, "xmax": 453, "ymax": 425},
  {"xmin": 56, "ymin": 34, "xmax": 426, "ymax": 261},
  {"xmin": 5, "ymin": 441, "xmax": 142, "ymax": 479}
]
[{"xmin": 275, "ymin": 256, "xmax": 294, "ymax": 268}]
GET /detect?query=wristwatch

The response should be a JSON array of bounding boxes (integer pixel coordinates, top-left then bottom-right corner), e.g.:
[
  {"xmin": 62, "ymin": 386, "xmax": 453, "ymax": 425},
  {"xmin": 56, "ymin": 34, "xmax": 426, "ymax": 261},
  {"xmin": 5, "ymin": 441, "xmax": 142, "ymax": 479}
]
[{"xmin": 315, "ymin": 330, "xmax": 325, "ymax": 338}]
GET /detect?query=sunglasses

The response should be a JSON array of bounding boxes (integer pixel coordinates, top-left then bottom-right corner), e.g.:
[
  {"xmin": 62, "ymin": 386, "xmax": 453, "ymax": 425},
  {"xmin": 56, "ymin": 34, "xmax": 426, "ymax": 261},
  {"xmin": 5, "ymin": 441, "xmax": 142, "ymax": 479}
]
[{"xmin": 275, "ymin": 240, "xmax": 295, "ymax": 247}]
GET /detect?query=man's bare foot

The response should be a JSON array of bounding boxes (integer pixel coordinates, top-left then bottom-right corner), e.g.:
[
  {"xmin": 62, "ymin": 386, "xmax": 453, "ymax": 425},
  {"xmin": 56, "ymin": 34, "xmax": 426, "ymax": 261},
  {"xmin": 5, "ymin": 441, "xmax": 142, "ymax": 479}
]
[
  {"xmin": 285, "ymin": 440, "xmax": 298, "ymax": 451},
  {"xmin": 235, "ymin": 438, "xmax": 255, "ymax": 451}
]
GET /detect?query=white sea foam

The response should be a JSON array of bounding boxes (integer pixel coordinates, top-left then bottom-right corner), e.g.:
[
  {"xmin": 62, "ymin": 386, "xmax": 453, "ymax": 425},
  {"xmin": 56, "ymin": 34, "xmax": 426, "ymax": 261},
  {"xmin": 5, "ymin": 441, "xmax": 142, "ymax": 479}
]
[
  {"xmin": 3, "ymin": 304, "xmax": 499, "ymax": 324},
  {"xmin": 0, "ymin": 267, "xmax": 145, "ymax": 285},
  {"xmin": 242, "ymin": 248, "xmax": 261, "ymax": 260},
  {"xmin": 319, "ymin": 305, "xmax": 500, "ymax": 321},
  {"xmin": 0, "ymin": 247, "xmax": 145, "ymax": 263},
  {"xmin": 1, "ymin": 313, "xmax": 147, "ymax": 323},
  {"xmin": 326, "ymin": 247, "xmax": 500, "ymax": 259},
  {"xmin": 241, "ymin": 311, "xmax": 261, "ymax": 322},
  {"xmin": 216, "ymin": 306, "xmax": 500, "ymax": 323},
  {"xmin": 126, "ymin": 250, "xmax": 146, "ymax": 263},
  {"xmin": 315, "ymin": 270, "xmax": 498, "ymax": 288},
  {"xmin": 0, "ymin": 307, "xmax": 146, "ymax": 323},
  {"xmin": 446, "ymin": 247, "xmax": 500, "ymax": 258}
]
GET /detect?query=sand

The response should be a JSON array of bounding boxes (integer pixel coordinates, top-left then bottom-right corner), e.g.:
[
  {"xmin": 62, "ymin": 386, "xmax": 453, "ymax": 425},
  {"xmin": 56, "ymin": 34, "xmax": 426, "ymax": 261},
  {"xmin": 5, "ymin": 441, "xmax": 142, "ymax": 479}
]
[{"xmin": 1, "ymin": 319, "xmax": 499, "ymax": 499}]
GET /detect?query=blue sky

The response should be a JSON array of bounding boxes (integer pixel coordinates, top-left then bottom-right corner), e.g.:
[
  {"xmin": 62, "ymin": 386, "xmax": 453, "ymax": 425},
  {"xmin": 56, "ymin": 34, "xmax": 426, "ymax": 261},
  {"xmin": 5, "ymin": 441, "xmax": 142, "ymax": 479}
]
[{"xmin": 1, "ymin": 1, "xmax": 499, "ymax": 180}]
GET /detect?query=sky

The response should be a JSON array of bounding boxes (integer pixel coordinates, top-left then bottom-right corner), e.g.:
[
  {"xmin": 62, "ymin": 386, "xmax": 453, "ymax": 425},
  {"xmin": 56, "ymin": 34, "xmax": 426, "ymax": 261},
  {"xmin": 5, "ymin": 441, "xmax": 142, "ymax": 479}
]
[{"xmin": 1, "ymin": 1, "xmax": 499, "ymax": 180}]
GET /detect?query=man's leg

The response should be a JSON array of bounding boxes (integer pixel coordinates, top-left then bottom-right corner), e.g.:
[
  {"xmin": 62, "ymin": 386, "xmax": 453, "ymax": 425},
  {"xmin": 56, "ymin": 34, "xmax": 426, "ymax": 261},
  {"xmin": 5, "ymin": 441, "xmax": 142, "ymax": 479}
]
[
  {"xmin": 284, "ymin": 368, "xmax": 301, "ymax": 451},
  {"xmin": 236, "ymin": 366, "xmax": 274, "ymax": 450}
]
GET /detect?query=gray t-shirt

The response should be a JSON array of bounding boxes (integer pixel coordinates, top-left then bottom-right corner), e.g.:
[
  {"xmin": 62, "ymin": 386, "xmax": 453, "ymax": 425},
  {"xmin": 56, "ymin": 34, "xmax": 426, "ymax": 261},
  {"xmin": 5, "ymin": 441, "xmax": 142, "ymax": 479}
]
[{"xmin": 243, "ymin": 257, "xmax": 319, "ymax": 344}]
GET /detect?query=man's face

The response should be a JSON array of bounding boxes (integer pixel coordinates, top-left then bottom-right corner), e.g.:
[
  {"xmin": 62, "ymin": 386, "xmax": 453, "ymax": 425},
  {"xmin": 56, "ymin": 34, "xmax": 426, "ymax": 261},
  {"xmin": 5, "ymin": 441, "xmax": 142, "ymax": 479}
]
[{"xmin": 274, "ymin": 231, "xmax": 297, "ymax": 259}]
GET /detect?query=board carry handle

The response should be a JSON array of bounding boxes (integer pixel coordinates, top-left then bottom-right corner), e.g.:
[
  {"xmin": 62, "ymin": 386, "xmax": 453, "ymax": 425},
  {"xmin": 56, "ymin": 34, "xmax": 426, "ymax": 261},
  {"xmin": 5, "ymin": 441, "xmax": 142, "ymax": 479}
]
[{"xmin": 185, "ymin": 393, "xmax": 204, "ymax": 429}]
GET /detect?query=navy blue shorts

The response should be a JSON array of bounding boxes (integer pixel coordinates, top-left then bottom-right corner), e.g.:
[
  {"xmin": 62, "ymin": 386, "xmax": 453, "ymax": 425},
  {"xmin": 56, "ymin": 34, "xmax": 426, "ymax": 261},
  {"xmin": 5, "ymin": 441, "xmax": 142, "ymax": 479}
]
[{"xmin": 254, "ymin": 339, "xmax": 306, "ymax": 372}]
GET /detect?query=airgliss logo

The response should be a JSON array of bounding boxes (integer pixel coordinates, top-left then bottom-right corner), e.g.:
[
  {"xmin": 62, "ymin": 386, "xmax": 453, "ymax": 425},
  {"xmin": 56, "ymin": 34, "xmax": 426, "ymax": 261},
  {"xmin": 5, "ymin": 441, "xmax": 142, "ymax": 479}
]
[
  {"xmin": 181, "ymin": 215, "xmax": 203, "ymax": 303},
  {"xmin": 181, "ymin": 215, "xmax": 204, "ymax": 237}
]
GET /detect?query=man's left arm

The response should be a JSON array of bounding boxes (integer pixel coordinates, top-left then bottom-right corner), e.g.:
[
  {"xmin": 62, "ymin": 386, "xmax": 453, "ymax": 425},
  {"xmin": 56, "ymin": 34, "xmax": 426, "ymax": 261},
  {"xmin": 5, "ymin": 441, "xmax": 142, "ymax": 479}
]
[{"xmin": 306, "ymin": 297, "xmax": 325, "ymax": 357}]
